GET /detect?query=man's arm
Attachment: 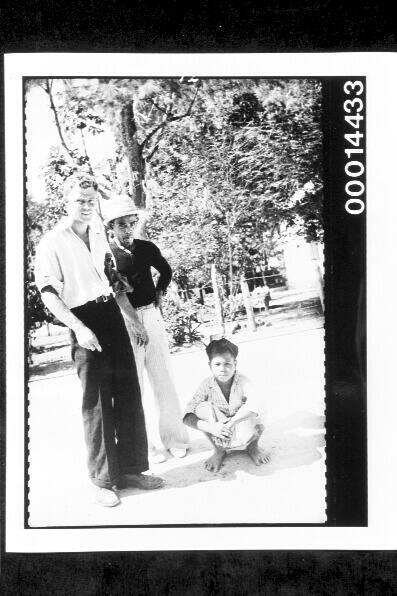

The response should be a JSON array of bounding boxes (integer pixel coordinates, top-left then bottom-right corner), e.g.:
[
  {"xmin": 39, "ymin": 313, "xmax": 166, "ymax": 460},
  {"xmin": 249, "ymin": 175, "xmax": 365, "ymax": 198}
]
[
  {"xmin": 104, "ymin": 250, "xmax": 148, "ymax": 346},
  {"xmin": 35, "ymin": 236, "xmax": 102, "ymax": 351},
  {"xmin": 115, "ymin": 291, "xmax": 149, "ymax": 346},
  {"xmin": 41, "ymin": 288, "xmax": 102, "ymax": 351},
  {"xmin": 151, "ymin": 245, "xmax": 172, "ymax": 297}
]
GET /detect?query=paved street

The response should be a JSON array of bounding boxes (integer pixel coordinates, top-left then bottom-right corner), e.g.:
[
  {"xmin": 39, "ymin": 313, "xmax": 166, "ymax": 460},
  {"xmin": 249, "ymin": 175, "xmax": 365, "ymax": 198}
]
[{"xmin": 28, "ymin": 324, "xmax": 325, "ymax": 526}]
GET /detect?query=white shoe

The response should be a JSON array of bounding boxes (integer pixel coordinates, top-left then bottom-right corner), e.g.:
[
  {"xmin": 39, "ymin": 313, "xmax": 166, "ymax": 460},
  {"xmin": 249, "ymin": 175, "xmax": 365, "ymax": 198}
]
[
  {"xmin": 169, "ymin": 447, "xmax": 187, "ymax": 458},
  {"xmin": 149, "ymin": 448, "xmax": 167, "ymax": 464},
  {"xmin": 94, "ymin": 487, "xmax": 121, "ymax": 507}
]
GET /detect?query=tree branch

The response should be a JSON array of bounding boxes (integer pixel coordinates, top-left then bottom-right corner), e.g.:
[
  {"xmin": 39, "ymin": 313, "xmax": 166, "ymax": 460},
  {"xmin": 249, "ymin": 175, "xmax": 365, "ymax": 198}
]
[
  {"xmin": 141, "ymin": 85, "xmax": 199, "ymax": 149},
  {"xmin": 145, "ymin": 143, "xmax": 160, "ymax": 162},
  {"xmin": 101, "ymin": 173, "xmax": 113, "ymax": 186},
  {"xmin": 43, "ymin": 79, "xmax": 75, "ymax": 162},
  {"xmin": 141, "ymin": 114, "xmax": 170, "ymax": 149},
  {"xmin": 146, "ymin": 97, "xmax": 168, "ymax": 115},
  {"xmin": 79, "ymin": 128, "xmax": 95, "ymax": 176},
  {"xmin": 79, "ymin": 128, "xmax": 110, "ymax": 203},
  {"xmin": 97, "ymin": 187, "xmax": 110, "ymax": 202}
]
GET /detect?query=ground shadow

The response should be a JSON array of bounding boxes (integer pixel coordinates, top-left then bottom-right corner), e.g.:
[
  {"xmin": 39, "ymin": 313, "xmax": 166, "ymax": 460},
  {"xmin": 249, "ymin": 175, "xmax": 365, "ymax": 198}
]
[{"xmin": 120, "ymin": 410, "xmax": 325, "ymax": 498}]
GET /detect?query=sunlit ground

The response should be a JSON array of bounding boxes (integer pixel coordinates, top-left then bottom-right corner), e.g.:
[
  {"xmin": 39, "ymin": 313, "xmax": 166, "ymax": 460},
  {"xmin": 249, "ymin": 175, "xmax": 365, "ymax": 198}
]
[{"xmin": 28, "ymin": 322, "xmax": 325, "ymax": 527}]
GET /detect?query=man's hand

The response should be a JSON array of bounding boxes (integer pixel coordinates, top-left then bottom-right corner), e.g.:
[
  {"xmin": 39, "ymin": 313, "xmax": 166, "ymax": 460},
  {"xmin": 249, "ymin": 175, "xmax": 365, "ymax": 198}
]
[
  {"xmin": 209, "ymin": 421, "xmax": 233, "ymax": 440},
  {"xmin": 114, "ymin": 271, "xmax": 134, "ymax": 294},
  {"xmin": 131, "ymin": 322, "xmax": 149, "ymax": 347},
  {"xmin": 75, "ymin": 325, "xmax": 102, "ymax": 351}
]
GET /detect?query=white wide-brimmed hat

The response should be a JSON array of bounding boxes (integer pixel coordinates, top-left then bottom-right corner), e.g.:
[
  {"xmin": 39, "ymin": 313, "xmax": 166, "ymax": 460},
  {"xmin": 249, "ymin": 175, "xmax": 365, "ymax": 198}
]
[{"xmin": 103, "ymin": 194, "xmax": 140, "ymax": 225}]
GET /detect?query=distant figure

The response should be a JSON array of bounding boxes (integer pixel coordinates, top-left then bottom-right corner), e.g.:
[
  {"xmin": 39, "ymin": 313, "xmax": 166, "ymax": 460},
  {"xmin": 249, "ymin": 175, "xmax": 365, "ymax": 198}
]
[
  {"xmin": 263, "ymin": 283, "xmax": 271, "ymax": 310},
  {"xmin": 183, "ymin": 338, "xmax": 270, "ymax": 472},
  {"xmin": 252, "ymin": 284, "xmax": 271, "ymax": 312},
  {"xmin": 104, "ymin": 195, "xmax": 190, "ymax": 463}
]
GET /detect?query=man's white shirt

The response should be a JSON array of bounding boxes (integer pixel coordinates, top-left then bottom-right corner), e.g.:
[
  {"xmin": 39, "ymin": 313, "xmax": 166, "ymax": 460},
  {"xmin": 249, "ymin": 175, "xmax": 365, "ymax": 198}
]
[{"xmin": 34, "ymin": 217, "xmax": 113, "ymax": 309}]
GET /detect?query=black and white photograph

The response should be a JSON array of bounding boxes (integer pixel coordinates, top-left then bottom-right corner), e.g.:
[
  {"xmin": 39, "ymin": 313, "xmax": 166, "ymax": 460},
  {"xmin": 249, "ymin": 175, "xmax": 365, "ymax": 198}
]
[
  {"xmin": 24, "ymin": 74, "xmax": 326, "ymax": 527},
  {"xmin": 5, "ymin": 52, "xmax": 395, "ymax": 553}
]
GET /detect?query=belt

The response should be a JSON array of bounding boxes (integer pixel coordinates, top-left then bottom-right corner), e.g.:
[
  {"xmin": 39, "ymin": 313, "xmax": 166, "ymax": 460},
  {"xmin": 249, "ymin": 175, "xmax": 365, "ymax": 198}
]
[
  {"xmin": 91, "ymin": 294, "xmax": 114, "ymax": 304},
  {"xmin": 135, "ymin": 302, "xmax": 156, "ymax": 311}
]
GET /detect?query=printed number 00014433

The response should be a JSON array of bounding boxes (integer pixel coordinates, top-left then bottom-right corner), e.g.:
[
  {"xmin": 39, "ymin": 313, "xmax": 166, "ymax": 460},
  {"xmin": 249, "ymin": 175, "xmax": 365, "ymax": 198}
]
[{"xmin": 343, "ymin": 80, "xmax": 365, "ymax": 215}]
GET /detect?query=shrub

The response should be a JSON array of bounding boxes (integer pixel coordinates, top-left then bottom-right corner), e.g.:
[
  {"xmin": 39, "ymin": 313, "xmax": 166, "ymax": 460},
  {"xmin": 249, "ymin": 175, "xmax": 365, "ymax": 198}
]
[
  {"xmin": 27, "ymin": 281, "xmax": 54, "ymax": 330},
  {"xmin": 161, "ymin": 296, "xmax": 205, "ymax": 346}
]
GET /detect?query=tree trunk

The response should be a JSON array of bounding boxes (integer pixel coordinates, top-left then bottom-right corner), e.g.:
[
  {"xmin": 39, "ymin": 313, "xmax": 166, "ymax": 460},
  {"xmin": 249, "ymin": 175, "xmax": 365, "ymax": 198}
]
[
  {"xmin": 227, "ymin": 226, "xmax": 233, "ymax": 297},
  {"xmin": 211, "ymin": 264, "xmax": 225, "ymax": 336},
  {"xmin": 240, "ymin": 275, "xmax": 257, "ymax": 332},
  {"xmin": 120, "ymin": 101, "xmax": 146, "ymax": 208}
]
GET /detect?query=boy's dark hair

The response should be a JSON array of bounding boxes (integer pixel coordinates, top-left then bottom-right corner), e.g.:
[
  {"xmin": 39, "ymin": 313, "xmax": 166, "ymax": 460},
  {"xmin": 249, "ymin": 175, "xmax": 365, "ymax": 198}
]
[{"xmin": 206, "ymin": 338, "xmax": 239, "ymax": 361}]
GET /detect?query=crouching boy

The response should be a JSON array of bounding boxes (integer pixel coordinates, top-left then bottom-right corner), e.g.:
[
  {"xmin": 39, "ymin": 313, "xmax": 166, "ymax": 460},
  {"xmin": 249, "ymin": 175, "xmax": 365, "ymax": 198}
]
[{"xmin": 183, "ymin": 339, "xmax": 270, "ymax": 472}]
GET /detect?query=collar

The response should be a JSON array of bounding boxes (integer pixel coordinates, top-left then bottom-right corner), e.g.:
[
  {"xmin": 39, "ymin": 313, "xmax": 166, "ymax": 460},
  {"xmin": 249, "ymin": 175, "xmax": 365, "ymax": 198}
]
[
  {"xmin": 210, "ymin": 372, "xmax": 239, "ymax": 394},
  {"xmin": 57, "ymin": 216, "xmax": 104, "ymax": 235},
  {"xmin": 113, "ymin": 235, "xmax": 134, "ymax": 255}
]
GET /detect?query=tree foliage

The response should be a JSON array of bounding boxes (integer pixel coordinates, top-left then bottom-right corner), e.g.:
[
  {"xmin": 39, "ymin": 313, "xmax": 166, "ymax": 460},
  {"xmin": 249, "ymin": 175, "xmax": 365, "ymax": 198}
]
[{"xmin": 27, "ymin": 77, "xmax": 322, "ymax": 326}]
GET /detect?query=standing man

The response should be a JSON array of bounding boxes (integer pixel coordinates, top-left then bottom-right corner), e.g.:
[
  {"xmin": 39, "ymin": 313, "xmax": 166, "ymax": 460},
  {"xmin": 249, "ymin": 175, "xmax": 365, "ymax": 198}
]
[
  {"xmin": 104, "ymin": 194, "xmax": 190, "ymax": 462},
  {"xmin": 34, "ymin": 173, "xmax": 164, "ymax": 507}
]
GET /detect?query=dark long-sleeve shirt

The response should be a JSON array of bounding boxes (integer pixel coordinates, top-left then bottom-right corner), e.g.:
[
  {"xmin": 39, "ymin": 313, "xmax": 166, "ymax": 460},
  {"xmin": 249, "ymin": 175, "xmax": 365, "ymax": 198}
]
[{"xmin": 109, "ymin": 238, "xmax": 172, "ymax": 308}]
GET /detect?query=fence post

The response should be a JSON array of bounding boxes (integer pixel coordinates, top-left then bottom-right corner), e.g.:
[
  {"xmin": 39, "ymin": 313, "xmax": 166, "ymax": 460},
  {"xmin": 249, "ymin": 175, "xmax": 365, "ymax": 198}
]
[
  {"xmin": 211, "ymin": 264, "xmax": 225, "ymax": 336},
  {"xmin": 168, "ymin": 280, "xmax": 182, "ymax": 306},
  {"xmin": 240, "ymin": 275, "xmax": 257, "ymax": 332},
  {"xmin": 310, "ymin": 242, "xmax": 324, "ymax": 313}
]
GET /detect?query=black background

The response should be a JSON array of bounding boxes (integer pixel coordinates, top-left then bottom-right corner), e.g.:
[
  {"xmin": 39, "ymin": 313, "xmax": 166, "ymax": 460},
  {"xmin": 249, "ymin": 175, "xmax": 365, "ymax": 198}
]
[
  {"xmin": 1, "ymin": 0, "xmax": 396, "ymax": 53},
  {"xmin": 1, "ymin": 551, "xmax": 396, "ymax": 594},
  {"xmin": 1, "ymin": 0, "xmax": 395, "ymax": 593},
  {"xmin": 323, "ymin": 78, "xmax": 367, "ymax": 526}
]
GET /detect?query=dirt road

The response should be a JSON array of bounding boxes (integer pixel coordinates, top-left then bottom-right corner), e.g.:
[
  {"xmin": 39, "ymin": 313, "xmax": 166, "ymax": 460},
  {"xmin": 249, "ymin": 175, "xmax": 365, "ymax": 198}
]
[{"xmin": 28, "ymin": 324, "xmax": 325, "ymax": 526}]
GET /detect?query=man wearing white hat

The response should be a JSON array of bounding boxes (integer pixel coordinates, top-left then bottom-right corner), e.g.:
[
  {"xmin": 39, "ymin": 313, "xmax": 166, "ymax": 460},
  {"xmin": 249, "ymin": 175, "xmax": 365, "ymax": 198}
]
[
  {"xmin": 35, "ymin": 173, "xmax": 164, "ymax": 507},
  {"xmin": 104, "ymin": 194, "xmax": 190, "ymax": 462}
]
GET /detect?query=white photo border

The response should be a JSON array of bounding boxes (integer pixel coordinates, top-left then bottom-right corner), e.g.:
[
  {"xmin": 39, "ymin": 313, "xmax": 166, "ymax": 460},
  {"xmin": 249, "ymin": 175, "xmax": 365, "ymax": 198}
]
[{"xmin": 5, "ymin": 52, "xmax": 397, "ymax": 552}]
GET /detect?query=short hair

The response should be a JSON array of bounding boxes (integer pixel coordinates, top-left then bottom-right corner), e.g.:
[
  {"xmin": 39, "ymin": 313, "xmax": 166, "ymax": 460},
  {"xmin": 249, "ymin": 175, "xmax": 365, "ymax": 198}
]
[
  {"xmin": 63, "ymin": 172, "xmax": 98, "ymax": 201},
  {"xmin": 206, "ymin": 338, "xmax": 239, "ymax": 361}
]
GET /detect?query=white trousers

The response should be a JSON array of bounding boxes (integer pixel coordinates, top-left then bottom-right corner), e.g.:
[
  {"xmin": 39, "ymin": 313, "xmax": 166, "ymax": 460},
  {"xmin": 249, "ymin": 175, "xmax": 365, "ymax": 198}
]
[{"xmin": 124, "ymin": 305, "xmax": 189, "ymax": 451}]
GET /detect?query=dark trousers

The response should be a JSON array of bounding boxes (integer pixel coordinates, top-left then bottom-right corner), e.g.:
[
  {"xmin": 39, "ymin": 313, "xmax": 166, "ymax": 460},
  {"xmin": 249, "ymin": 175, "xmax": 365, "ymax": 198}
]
[{"xmin": 70, "ymin": 298, "xmax": 148, "ymax": 488}]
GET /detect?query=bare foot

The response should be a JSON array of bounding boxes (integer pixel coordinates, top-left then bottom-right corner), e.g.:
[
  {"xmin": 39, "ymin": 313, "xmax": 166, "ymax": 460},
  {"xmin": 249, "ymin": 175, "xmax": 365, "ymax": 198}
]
[
  {"xmin": 247, "ymin": 443, "xmax": 271, "ymax": 466},
  {"xmin": 205, "ymin": 449, "xmax": 226, "ymax": 472}
]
